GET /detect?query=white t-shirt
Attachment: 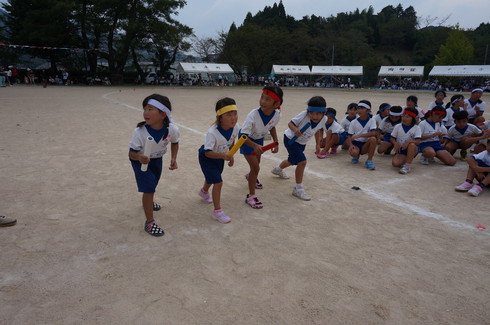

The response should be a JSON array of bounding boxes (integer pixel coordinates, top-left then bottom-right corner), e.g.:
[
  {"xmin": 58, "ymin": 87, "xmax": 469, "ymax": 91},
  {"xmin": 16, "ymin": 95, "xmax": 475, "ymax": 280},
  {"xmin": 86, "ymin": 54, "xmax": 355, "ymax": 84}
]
[
  {"xmin": 447, "ymin": 124, "xmax": 482, "ymax": 142},
  {"xmin": 378, "ymin": 116, "xmax": 400, "ymax": 135},
  {"xmin": 418, "ymin": 120, "xmax": 447, "ymax": 143},
  {"xmin": 323, "ymin": 120, "xmax": 345, "ymax": 134},
  {"xmin": 203, "ymin": 124, "xmax": 240, "ymax": 153},
  {"xmin": 240, "ymin": 107, "xmax": 281, "ymax": 140},
  {"xmin": 464, "ymin": 99, "xmax": 486, "ymax": 119},
  {"xmin": 340, "ymin": 116, "xmax": 356, "ymax": 132},
  {"xmin": 427, "ymin": 101, "xmax": 446, "ymax": 112},
  {"xmin": 285, "ymin": 110, "xmax": 327, "ymax": 145},
  {"xmin": 390, "ymin": 124, "xmax": 422, "ymax": 146},
  {"xmin": 348, "ymin": 117, "xmax": 377, "ymax": 142},
  {"xmin": 374, "ymin": 114, "xmax": 384, "ymax": 128},
  {"xmin": 129, "ymin": 123, "xmax": 180, "ymax": 158},
  {"xmin": 472, "ymin": 150, "xmax": 490, "ymax": 166}
]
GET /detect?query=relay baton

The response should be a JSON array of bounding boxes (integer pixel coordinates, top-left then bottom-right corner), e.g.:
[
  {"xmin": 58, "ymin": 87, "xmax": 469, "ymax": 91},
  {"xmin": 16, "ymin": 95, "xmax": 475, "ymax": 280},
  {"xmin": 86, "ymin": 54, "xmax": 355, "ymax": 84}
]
[
  {"xmin": 288, "ymin": 122, "xmax": 311, "ymax": 145},
  {"xmin": 227, "ymin": 134, "xmax": 248, "ymax": 156},
  {"xmin": 141, "ymin": 136, "xmax": 155, "ymax": 172},
  {"xmin": 251, "ymin": 141, "xmax": 279, "ymax": 156}
]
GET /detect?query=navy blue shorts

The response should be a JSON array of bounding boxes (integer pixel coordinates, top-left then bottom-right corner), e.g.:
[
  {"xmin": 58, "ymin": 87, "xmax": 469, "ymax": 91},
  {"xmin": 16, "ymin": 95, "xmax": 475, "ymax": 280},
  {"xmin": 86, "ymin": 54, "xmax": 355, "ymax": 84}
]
[
  {"xmin": 382, "ymin": 133, "xmax": 392, "ymax": 142},
  {"xmin": 198, "ymin": 146, "xmax": 224, "ymax": 184},
  {"xmin": 240, "ymin": 137, "xmax": 264, "ymax": 155},
  {"xmin": 130, "ymin": 158, "xmax": 162, "ymax": 193},
  {"xmin": 352, "ymin": 140, "xmax": 367, "ymax": 153},
  {"xmin": 337, "ymin": 133, "xmax": 347, "ymax": 146},
  {"xmin": 284, "ymin": 134, "xmax": 306, "ymax": 165},
  {"xmin": 418, "ymin": 141, "xmax": 445, "ymax": 152},
  {"xmin": 476, "ymin": 159, "xmax": 490, "ymax": 177},
  {"xmin": 397, "ymin": 148, "xmax": 418, "ymax": 156}
]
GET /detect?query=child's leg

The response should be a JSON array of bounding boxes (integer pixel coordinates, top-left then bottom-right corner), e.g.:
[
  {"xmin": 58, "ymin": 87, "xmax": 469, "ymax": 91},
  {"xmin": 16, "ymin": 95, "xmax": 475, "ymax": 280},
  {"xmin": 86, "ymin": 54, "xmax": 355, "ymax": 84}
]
[
  {"xmin": 202, "ymin": 181, "xmax": 211, "ymax": 193},
  {"xmin": 279, "ymin": 159, "xmax": 292, "ymax": 170},
  {"xmin": 392, "ymin": 154, "xmax": 406, "ymax": 167},
  {"xmin": 323, "ymin": 133, "xmax": 338, "ymax": 152},
  {"xmin": 473, "ymin": 143, "xmax": 486, "ymax": 154},
  {"xmin": 422, "ymin": 147, "xmax": 436, "ymax": 159},
  {"xmin": 435, "ymin": 150, "xmax": 457, "ymax": 166},
  {"xmin": 142, "ymin": 192, "xmax": 155, "ymax": 223},
  {"xmin": 361, "ymin": 137, "xmax": 377, "ymax": 160},
  {"xmin": 212, "ymin": 182, "xmax": 223, "ymax": 210},
  {"xmin": 443, "ymin": 141, "xmax": 458, "ymax": 155},
  {"xmin": 244, "ymin": 154, "xmax": 260, "ymax": 195},
  {"xmin": 460, "ymin": 136, "xmax": 480, "ymax": 150},
  {"xmin": 405, "ymin": 143, "xmax": 418, "ymax": 164},
  {"xmin": 377, "ymin": 141, "xmax": 392, "ymax": 154},
  {"xmin": 295, "ymin": 160, "xmax": 307, "ymax": 184}
]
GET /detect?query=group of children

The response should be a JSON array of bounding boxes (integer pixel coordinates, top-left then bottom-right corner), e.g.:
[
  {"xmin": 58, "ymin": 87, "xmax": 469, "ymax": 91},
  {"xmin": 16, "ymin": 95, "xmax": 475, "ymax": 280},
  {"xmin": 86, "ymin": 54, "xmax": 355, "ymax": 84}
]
[{"xmin": 128, "ymin": 88, "xmax": 490, "ymax": 236}]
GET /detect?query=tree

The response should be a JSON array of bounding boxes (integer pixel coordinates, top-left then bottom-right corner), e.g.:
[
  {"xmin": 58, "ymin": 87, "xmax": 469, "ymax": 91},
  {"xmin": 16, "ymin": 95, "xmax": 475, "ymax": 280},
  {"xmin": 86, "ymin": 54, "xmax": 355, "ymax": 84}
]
[{"xmin": 433, "ymin": 28, "xmax": 474, "ymax": 65}]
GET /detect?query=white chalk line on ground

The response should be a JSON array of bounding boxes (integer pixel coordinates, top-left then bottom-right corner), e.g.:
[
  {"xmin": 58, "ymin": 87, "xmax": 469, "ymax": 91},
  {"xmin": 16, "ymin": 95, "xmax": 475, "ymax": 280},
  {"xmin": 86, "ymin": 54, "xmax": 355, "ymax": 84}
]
[{"xmin": 105, "ymin": 91, "xmax": 486, "ymax": 235}]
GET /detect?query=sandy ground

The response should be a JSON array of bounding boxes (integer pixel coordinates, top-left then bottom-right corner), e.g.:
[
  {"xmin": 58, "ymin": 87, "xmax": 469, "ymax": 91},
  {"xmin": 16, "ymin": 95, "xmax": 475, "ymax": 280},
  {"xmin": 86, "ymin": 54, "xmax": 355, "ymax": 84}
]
[{"xmin": 0, "ymin": 85, "xmax": 489, "ymax": 325}]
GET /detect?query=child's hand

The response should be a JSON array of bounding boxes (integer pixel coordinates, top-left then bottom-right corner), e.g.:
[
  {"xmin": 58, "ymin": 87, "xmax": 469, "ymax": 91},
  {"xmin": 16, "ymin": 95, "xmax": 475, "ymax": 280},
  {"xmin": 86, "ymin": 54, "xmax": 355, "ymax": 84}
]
[
  {"xmin": 223, "ymin": 153, "xmax": 232, "ymax": 161},
  {"xmin": 228, "ymin": 156, "xmax": 234, "ymax": 167},
  {"xmin": 294, "ymin": 129, "xmax": 302, "ymax": 137},
  {"xmin": 394, "ymin": 143, "xmax": 401, "ymax": 152},
  {"xmin": 169, "ymin": 159, "xmax": 178, "ymax": 170},
  {"xmin": 254, "ymin": 143, "xmax": 263, "ymax": 155},
  {"xmin": 271, "ymin": 145, "xmax": 279, "ymax": 153},
  {"xmin": 139, "ymin": 154, "xmax": 150, "ymax": 164}
]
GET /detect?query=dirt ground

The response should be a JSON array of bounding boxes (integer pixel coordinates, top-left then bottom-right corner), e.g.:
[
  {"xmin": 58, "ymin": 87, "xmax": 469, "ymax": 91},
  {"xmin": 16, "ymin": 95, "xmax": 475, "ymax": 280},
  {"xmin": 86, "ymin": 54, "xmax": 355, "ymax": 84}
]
[{"xmin": 1, "ymin": 85, "xmax": 489, "ymax": 325}]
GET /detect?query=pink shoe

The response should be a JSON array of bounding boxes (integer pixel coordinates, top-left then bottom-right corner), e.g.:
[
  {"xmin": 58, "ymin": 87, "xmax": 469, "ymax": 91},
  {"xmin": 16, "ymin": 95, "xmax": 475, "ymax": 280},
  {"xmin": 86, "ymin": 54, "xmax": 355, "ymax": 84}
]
[
  {"xmin": 198, "ymin": 188, "xmax": 213, "ymax": 203},
  {"xmin": 212, "ymin": 209, "xmax": 231, "ymax": 223},
  {"xmin": 330, "ymin": 146, "xmax": 338, "ymax": 154},
  {"xmin": 468, "ymin": 184, "xmax": 483, "ymax": 197},
  {"xmin": 316, "ymin": 152, "xmax": 329, "ymax": 159},
  {"xmin": 455, "ymin": 181, "xmax": 473, "ymax": 192}
]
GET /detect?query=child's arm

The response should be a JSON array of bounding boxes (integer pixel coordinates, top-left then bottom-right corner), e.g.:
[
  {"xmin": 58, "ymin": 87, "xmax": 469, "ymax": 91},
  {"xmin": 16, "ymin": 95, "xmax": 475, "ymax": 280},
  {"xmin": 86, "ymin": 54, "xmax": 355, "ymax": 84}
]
[
  {"xmin": 390, "ymin": 137, "xmax": 400, "ymax": 152},
  {"xmin": 351, "ymin": 130, "xmax": 377, "ymax": 140},
  {"xmin": 315, "ymin": 129, "xmax": 324, "ymax": 153},
  {"xmin": 467, "ymin": 157, "xmax": 490, "ymax": 179},
  {"xmin": 128, "ymin": 150, "xmax": 149, "ymax": 164},
  {"xmin": 401, "ymin": 138, "xmax": 421, "ymax": 149},
  {"xmin": 288, "ymin": 121, "xmax": 302, "ymax": 138},
  {"xmin": 169, "ymin": 143, "xmax": 179, "ymax": 170},
  {"xmin": 270, "ymin": 127, "xmax": 279, "ymax": 153}
]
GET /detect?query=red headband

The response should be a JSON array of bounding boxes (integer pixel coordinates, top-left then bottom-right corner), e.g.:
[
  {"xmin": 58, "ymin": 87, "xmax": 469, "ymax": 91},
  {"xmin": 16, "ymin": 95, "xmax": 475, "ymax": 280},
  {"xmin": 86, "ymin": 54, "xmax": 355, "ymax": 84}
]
[
  {"xmin": 263, "ymin": 89, "xmax": 281, "ymax": 108},
  {"xmin": 403, "ymin": 110, "xmax": 417, "ymax": 118}
]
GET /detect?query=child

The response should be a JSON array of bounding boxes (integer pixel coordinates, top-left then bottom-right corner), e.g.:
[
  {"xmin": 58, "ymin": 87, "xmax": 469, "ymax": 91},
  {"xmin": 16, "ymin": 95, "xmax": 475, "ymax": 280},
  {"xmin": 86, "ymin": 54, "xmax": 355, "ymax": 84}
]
[
  {"xmin": 404, "ymin": 95, "xmax": 425, "ymax": 121},
  {"xmin": 417, "ymin": 106, "xmax": 456, "ymax": 166},
  {"xmin": 129, "ymin": 94, "xmax": 180, "ymax": 237},
  {"xmin": 271, "ymin": 96, "xmax": 328, "ymax": 200},
  {"xmin": 454, "ymin": 141, "xmax": 490, "ymax": 196},
  {"xmin": 340, "ymin": 103, "xmax": 358, "ymax": 150},
  {"xmin": 346, "ymin": 100, "xmax": 377, "ymax": 170},
  {"xmin": 464, "ymin": 88, "xmax": 486, "ymax": 125},
  {"xmin": 390, "ymin": 107, "xmax": 422, "ymax": 174},
  {"xmin": 474, "ymin": 120, "xmax": 490, "ymax": 154},
  {"xmin": 377, "ymin": 105, "xmax": 402, "ymax": 154},
  {"xmin": 315, "ymin": 107, "xmax": 346, "ymax": 158},
  {"xmin": 443, "ymin": 110, "xmax": 485, "ymax": 160},
  {"xmin": 443, "ymin": 94, "xmax": 464, "ymax": 128},
  {"xmin": 374, "ymin": 103, "xmax": 391, "ymax": 127},
  {"xmin": 240, "ymin": 85, "xmax": 283, "ymax": 209},
  {"xmin": 427, "ymin": 90, "xmax": 446, "ymax": 111},
  {"xmin": 198, "ymin": 98, "xmax": 240, "ymax": 223}
]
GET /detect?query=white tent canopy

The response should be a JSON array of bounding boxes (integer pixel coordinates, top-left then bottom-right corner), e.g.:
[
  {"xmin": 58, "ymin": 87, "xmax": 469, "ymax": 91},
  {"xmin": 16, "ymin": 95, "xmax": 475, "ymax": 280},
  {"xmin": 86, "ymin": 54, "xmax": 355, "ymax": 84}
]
[
  {"xmin": 378, "ymin": 66, "xmax": 424, "ymax": 77},
  {"xmin": 176, "ymin": 62, "xmax": 234, "ymax": 74},
  {"xmin": 429, "ymin": 65, "xmax": 490, "ymax": 77},
  {"xmin": 271, "ymin": 65, "xmax": 311, "ymax": 75},
  {"xmin": 311, "ymin": 66, "xmax": 363, "ymax": 76}
]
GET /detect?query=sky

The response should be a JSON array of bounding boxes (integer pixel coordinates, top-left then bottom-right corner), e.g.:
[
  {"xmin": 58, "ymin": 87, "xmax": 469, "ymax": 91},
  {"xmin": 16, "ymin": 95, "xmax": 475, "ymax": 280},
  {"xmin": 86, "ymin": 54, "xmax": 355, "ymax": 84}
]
[{"xmin": 174, "ymin": 0, "xmax": 489, "ymax": 38}]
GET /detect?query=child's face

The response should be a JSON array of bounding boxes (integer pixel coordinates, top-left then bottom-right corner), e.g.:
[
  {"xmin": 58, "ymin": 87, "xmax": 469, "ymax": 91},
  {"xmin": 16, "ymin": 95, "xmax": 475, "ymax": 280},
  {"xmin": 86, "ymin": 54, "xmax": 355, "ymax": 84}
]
[
  {"xmin": 259, "ymin": 93, "xmax": 279, "ymax": 112},
  {"xmin": 308, "ymin": 111, "xmax": 325, "ymax": 123},
  {"xmin": 381, "ymin": 109, "xmax": 389, "ymax": 117},
  {"xmin": 454, "ymin": 98, "xmax": 464, "ymax": 107},
  {"xmin": 347, "ymin": 108, "xmax": 357, "ymax": 118},
  {"xmin": 326, "ymin": 115, "xmax": 335, "ymax": 124},
  {"xmin": 389, "ymin": 115, "xmax": 401, "ymax": 123},
  {"xmin": 402, "ymin": 114, "xmax": 414, "ymax": 126},
  {"xmin": 435, "ymin": 93, "xmax": 445, "ymax": 102},
  {"xmin": 143, "ymin": 104, "xmax": 166, "ymax": 126},
  {"xmin": 471, "ymin": 91, "xmax": 482, "ymax": 101},
  {"xmin": 357, "ymin": 107, "xmax": 369, "ymax": 118},
  {"xmin": 430, "ymin": 113, "xmax": 444, "ymax": 123},
  {"xmin": 219, "ymin": 110, "xmax": 238, "ymax": 130},
  {"xmin": 455, "ymin": 119, "xmax": 468, "ymax": 129},
  {"xmin": 406, "ymin": 100, "xmax": 416, "ymax": 108}
]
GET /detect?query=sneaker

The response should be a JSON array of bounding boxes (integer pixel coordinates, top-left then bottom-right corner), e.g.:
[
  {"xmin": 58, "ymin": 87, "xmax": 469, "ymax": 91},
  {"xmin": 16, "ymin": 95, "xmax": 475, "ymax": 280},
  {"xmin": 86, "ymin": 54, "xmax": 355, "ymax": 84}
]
[
  {"xmin": 468, "ymin": 185, "xmax": 483, "ymax": 197},
  {"xmin": 399, "ymin": 164, "xmax": 411, "ymax": 174},
  {"xmin": 351, "ymin": 157, "xmax": 359, "ymax": 164},
  {"xmin": 144, "ymin": 221, "xmax": 165, "ymax": 237},
  {"xmin": 330, "ymin": 146, "xmax": 338, "ymax": 154},
  {"xmin": 455, "ymin": 181, "xmax": 473, "ymax": 192},
  {"xmin": 420, "ymin": 156, "xmax": 429, "ymax": 165},
  {"xmin": 271, "ymin": 167, "xmax": 290, "ymax": 179},
  {"xmin": 212, "ymin": 209, "xmax": 231, "ymax": 223},
  {"xmin": 365, "ymin": 160, "xmax": 376, "ymax": 170},
  {"xmin": 429, "ymin": 157, "xmax": 435, "ymax": 163},
  {"xmin": 245, "ymin": 195, "xmax": 263, "ymax": 209},
  {"xmin": 198, "ymin": 189, "xmax": 213, "ymax": 203},
  {"xmin": 316, "ymin": 152, "xmax": 329, "ymax": 159},
  {"xmin": 460, "ymin": 149, "xmax": 467, "ymax": 161},
  {"xmin": 292, "ymin": 187, "xmax": 312, "ymax": 201},
  {"xmin": 0, "ymin": 215, "xmax": 17, "ymax": 227}
]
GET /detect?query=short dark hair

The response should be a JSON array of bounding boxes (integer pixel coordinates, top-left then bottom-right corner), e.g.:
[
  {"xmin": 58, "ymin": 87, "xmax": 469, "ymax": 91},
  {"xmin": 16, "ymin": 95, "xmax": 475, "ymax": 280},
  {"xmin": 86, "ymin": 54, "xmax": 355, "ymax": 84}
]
[
  {"xmin": 453, "ymin": 110, "xmax": 469, "ymax": 121},
  {"xmin": 307, "ymin": 96, "xmax": 327, "ymax": 107}
]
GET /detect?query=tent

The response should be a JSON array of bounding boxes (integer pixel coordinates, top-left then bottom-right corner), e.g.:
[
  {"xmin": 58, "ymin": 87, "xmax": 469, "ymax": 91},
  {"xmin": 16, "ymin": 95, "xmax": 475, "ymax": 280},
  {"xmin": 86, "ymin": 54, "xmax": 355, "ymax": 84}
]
[
  {"xmin": 176, "ymin": 62, "xmax": 234, "ymax": 74},
  {"xmin": 378, "ymin": 66, "xmax": 424, "ymax": 77},
  {"xmin": 311, "ymin": 66, "xmax": 363, "ymax": 76},
  {"xmin": 428, "ymin": 65, "xmax": 490, "ymax": 77},
  {"xmin": 271, "ymin": 65, "xmax": 311, "ymax": 75}
]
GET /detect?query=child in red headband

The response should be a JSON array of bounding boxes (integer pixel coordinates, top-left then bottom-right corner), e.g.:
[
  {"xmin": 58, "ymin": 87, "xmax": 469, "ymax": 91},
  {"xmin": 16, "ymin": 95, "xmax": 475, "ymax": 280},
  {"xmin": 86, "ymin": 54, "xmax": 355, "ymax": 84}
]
[
  {"xmin": 417, "ymin": 106, "xmax": 456, "ymax": 166},
  {"xmin": 239, "ymin": 85, "xmax": 283, "ymax": 209},
  {"xmin": 390, "ymin": 107, "xmax": 421, "ymax": 174}
]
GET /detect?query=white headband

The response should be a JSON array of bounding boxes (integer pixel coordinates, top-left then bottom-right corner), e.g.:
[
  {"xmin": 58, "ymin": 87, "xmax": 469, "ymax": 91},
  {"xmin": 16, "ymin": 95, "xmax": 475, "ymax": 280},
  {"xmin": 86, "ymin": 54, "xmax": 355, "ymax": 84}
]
[
  {"xmin": 357, "ymin": 102, "xmax": 371, "ymax": 109},
  {"xmin": 451, "ymin": 96, "xmax": 464, "ymax": 104},
  {"xmin": 471, "ymin": 88, "xmax": 483, "ymax": 93},
  {"xmin": 147, "ymin": 99, "xmax": 173, "ymax": 122},
  {"xmin": 390, "ymin": 111, "xmax": 403, "ymax": 116}
]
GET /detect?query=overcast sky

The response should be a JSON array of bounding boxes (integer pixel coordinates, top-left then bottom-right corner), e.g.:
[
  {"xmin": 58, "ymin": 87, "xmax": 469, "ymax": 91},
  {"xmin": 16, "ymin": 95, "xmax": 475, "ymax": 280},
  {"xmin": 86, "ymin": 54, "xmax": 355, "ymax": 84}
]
[{"xmin": 175, "ymin": 0, "xmax": 489, "ymax": 37}]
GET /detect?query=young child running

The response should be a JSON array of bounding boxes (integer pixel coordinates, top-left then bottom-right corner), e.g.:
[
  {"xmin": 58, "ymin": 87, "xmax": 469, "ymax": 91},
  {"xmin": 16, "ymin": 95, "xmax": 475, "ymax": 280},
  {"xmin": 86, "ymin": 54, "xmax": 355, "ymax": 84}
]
[
  {"xmin": 427, "ymin": 90, "xmax": 447, "ymax": 111},
  {"xmin": 315, "ymin": 107, "xmax": 346, "ymax": 158},
  {"xmin": 271, "ymin": 96, "xmax": 328, "ymax": 200},
  {"xmin": 443, "ymin": 110, "xmax": 486, "ymax": 161},
  {"xmin": 455, "ymin": 141, "xmax": 490, "ymax": 197},
  {"xmin": 340, "ymin": 103, "xmax": 358, "ymax": 150},
  {"xmin": 346, "ymin": 100, "xmax": 377, "ymax": 170},
  {"xmin": 390, "ymin": 107, "xmax": 422, "ymax": 174},
  {"xmin": 377, "ymin": 105, "xmax": 402, "ymax": 155},
  {"xmin": 443, "ymin": 94, "xmax": 464, "ymax": 128},
  {"xmin": 240, "ymin": 85, "xmax": 283, "ymax": 209},
  {"xmin": 198, "ymin": 97, "xmax": 240, "ymax": 223},
  {"xmin": 129, "ymin": 94, "xmax": 180, "ymax": 237},
  {"xmin": 418, "ymin": 106, "xmax": 456, "ymax": 166}
]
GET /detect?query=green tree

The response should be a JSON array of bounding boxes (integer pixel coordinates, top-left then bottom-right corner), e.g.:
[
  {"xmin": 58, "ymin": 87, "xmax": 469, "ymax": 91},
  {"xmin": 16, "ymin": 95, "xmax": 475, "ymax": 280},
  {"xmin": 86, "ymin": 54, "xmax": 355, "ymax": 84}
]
[{"xmin": 433, "ymin": 28, "xmax": 474, "ymax": 65}]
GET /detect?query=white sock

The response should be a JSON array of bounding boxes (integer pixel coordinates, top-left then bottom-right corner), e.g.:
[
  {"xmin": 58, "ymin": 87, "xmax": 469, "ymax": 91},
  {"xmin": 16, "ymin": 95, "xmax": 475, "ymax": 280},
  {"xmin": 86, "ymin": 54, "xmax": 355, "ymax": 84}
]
[{"xmin": 295, "ymin": 183, "xmax": 303, "ymax": 189}]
